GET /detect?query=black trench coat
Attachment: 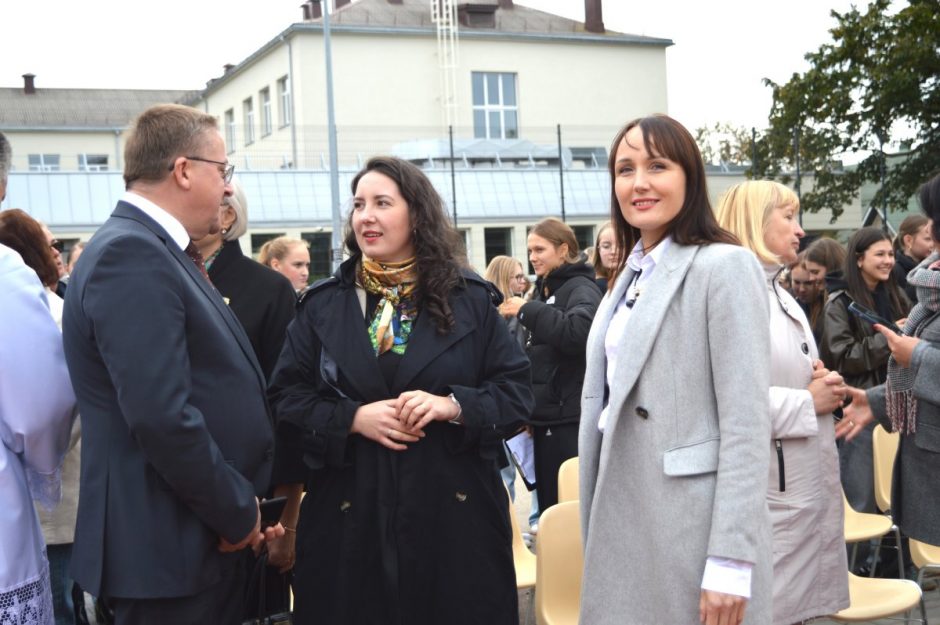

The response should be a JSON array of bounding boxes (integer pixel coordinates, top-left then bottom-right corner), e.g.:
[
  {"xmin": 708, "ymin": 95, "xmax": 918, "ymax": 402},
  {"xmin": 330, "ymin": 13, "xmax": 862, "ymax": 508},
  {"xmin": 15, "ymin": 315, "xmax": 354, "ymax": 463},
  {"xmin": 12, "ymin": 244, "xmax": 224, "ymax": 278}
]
[{"xmin": 269, "ymin": 258, "xmax": 534, "ymax": 625}]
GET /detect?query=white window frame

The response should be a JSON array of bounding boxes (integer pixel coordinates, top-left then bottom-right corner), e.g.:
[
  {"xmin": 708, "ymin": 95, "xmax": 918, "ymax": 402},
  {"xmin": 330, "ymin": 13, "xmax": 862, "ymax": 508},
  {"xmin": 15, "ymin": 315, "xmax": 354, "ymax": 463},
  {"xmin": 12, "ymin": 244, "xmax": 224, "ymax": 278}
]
[
  {"xmin": 260, "ymin": 87, "xmax": 272, "ymax": 136},
  {"xmin": 224, "ymin": 109, "xmax": 236, "ymax": 153},
  {"xmin": 278, "ymin": 76, "xmax": 292, "ymax": 128},
  {"xmin": 28, "ymin": 154, "xmax": 60, "ymax": 171},
  {"xmin": 243, "ymin": 97, "xmax": 255, "ymax": 146},
  {"xmin": 471, "ymin": 72, "xmax": 518, "ymax": 140},
  {"xmin": 78, "ymin": 154, "xmax": 108, "ymax": 171}
]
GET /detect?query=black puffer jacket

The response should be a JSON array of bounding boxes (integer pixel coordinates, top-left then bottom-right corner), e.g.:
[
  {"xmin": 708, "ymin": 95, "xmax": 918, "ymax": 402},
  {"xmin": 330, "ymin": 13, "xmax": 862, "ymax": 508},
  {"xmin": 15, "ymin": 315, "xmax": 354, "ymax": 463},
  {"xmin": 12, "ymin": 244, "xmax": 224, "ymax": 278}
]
[
  {"xmin": 893, "ymin": 250, "xmax": 918, "ymax": 302},
  {"xmin": 518, "ymin": 261, "xmax": 602, "ymax": 425}
]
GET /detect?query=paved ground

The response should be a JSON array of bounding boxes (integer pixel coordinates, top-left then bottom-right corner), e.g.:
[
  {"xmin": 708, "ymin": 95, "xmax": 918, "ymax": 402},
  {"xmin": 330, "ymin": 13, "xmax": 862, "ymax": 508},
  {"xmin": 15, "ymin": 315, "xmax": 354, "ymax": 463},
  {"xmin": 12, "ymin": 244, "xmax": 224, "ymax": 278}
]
[{"xmin": 511, "ymin": 473, "xmax": 940, "ymax": 624}]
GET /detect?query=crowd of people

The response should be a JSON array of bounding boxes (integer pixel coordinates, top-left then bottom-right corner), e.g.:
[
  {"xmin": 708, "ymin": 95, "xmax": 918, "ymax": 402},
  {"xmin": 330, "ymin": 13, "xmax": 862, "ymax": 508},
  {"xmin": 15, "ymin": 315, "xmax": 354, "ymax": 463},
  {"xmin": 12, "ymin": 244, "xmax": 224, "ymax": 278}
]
[{"xmin": 2, "ymin": 105, "xmax": 940, "ymax": 625}]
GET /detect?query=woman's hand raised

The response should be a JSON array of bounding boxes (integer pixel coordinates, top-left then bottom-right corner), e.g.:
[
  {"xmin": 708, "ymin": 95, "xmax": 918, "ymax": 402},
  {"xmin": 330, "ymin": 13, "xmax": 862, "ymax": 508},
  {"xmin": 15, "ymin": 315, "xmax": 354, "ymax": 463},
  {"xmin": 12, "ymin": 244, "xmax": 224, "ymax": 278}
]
[{"xmin": 351, "ymin": 400, "xmax": 425, "ymax": 451}]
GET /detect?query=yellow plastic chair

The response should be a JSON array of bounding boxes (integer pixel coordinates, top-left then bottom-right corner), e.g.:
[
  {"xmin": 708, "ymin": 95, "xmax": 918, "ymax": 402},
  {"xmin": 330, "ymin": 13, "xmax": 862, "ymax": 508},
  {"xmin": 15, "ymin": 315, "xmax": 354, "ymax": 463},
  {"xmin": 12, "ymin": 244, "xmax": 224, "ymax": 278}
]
[
  {"xmin": 910, "ymin": 538, "xmax": 940, "ymax": 594},
  {"xmin": 829, "ymin": 572, "xmax": 924, "ymax": 623},
  {"xmin": 507, "ymin": 487, "xmax": 537, "ymax": 590},
  {"xmin": 843, "ymin": 490, "xmax": 894, "ymax": 574},
  {"xmin": 535, "ymin": 500, "xmax": 582, "ymax": 625},
  {"xmin": 557, "ymin": 456, "xmax": 579, "ymax": 503},
  {"xmin": 873, "ymin": 424, "xmax": 900, "ymax": 514}
]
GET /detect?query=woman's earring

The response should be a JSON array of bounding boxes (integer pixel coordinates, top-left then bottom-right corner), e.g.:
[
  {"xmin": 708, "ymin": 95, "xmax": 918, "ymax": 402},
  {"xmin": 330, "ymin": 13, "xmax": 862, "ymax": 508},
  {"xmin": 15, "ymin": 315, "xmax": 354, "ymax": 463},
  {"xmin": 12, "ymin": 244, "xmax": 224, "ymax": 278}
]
[{"xmin": 221, "ymin": 227, "xmax": 229, "ymax": 235}]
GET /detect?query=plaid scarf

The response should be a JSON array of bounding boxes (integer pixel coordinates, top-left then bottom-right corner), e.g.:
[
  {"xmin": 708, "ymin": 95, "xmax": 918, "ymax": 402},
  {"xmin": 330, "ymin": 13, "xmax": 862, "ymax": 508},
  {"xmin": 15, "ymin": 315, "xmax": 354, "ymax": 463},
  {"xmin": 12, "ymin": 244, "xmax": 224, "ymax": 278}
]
[
  {"xmin": 358, "ymin": 256, "xmax": 418, "ymax": 356},
  {"xmin": 886, "ymin": 251, "xmax": 940, "ymax": 433}
]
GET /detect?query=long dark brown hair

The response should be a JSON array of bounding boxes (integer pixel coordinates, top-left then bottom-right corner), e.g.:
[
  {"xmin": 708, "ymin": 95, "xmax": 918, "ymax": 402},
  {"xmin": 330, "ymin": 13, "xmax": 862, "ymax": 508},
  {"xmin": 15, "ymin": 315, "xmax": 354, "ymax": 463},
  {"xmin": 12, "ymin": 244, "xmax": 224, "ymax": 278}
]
[
  {"xmin": 607, "ymin": 115, "xmax": 737, "ymax": 286},
  {"xmin": 843, "ymin": 226, "xmax": 908, "ymax": 315},
  {"xmin": 0, "ymin": 208, "xmax": 59, "ymax": 287},
  {"xmin": 345, "ymin": 156, "xmax": 462, "ymax": 334}
]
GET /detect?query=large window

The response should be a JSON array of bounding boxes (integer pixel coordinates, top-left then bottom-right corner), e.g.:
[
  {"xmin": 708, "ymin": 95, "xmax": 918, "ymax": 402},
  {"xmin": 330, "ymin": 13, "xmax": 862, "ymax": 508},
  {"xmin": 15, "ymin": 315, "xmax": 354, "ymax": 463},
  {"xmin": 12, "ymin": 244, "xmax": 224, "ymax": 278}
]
[
  {"xmin": 78, "ymin": 154, "xmax": 108, "ymax": 171},
  {"xmin": 260, "ymin": 87, "xmax": 272, "ymax": 136},
  {"xmin": 472, "ymin": 72, "xmax": 518, "ymax": 139},
  {"xmin": 224, "ymin": 109, "xmax": 236, "ymax": 153},
  {"xmin": 250, "ymin": 233, "xmax": 284, "ymax": 257},
  {"xmin": 28, "ymin": 154, "xmax": 60, "ymax": 171},
  {"xmin": 278, "ymin": 76, "xmax": 292, "ymax": 128},
  {"xmin": 484, "ymin": 227, "xmax": 513, "ymax": 266},
  {"xmin": 302, "ymin": 232, "xmax": 332, "ymax": 281},
  {"xmin": 243, "ymin": 97, "xmax": 255, "ymax": 146}
]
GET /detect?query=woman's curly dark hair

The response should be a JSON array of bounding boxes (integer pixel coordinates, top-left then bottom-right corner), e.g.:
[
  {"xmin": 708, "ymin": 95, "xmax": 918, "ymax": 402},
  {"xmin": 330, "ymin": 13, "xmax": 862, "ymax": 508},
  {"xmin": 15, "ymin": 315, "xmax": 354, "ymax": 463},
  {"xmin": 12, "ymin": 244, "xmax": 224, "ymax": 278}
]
[{"xmin": 345, "ymin": 156, "xmax": 463, "ymax": 334}]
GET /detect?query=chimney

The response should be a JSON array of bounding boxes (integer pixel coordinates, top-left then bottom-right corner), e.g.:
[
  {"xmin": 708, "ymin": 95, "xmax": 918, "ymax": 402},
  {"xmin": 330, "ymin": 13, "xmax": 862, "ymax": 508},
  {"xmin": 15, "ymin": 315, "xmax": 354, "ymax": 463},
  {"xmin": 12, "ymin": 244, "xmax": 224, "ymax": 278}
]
[
  {"xmin": 584, "ymin": 0, "xmax": 604, "ymax": 33},
  {"xmin": 310, "ymin": 1, "xmax": 322, "ymax": 18},
  {"xmin": 223, "ymin": 64, "xmax": 235, "ymax": 74},
  {"xmin": 498, "ymin": 0, "xmax": 512, "ymax": 7},
  {"xmin": 334, "ymin": 0, "xmax": 351, "ymax": 9},
  {"xmin": 22, "ymin": 73, "xmax": 36, "ymax": 95},
  {"xmin": 301, "ymin": 2, "xmax": 311, "ymax": 19}
]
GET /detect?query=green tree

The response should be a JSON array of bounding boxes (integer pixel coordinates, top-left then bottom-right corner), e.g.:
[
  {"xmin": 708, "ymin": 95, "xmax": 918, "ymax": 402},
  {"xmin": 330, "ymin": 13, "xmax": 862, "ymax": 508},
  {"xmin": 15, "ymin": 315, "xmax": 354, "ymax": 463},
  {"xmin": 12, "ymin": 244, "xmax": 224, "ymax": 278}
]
[
  {"xmin": 694, "ymin": 123, "xmax": 754, "ymax": 167},
  {"xmin": 754, "ymin": 0, "xmax": 940, "ymax": 220}
]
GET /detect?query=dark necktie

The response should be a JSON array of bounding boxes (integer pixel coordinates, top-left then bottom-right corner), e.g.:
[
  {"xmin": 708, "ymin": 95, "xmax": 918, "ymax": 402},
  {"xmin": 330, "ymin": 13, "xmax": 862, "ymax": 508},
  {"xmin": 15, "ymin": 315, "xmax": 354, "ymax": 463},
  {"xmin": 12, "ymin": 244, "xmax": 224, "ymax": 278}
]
[{"xmin": 185, "ymin": 241, "xmax": 211, "ymax": 283}]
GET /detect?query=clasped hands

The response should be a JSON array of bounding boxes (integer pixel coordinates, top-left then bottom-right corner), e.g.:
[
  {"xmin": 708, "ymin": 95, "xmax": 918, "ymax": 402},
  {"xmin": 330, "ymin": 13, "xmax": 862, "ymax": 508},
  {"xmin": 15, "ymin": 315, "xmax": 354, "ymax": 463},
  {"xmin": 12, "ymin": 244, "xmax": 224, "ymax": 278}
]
[{"xmin": 351, "ymin": 390, "xmax": 462, "ymax": 451}]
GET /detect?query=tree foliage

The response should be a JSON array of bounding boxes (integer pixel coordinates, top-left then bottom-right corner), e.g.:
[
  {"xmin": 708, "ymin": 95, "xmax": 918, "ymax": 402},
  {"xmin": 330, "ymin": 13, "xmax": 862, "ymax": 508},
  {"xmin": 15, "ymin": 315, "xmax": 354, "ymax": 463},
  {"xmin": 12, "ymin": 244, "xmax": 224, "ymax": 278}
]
[
  {"xmin": 694, "ymin": 123, "xmax": 754, "ymax": 167},
  {"xmin": 753, "ymin": 0, "xmax": 940, "ymax": 220}
]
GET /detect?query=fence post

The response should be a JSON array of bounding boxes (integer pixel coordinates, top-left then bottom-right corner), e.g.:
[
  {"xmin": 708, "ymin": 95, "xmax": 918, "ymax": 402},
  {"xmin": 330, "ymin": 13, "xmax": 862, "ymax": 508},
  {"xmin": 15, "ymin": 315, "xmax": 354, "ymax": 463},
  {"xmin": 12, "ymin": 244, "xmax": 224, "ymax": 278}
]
[
  {"xmin": 449, "ymin": 125, "xmax": 457, "ymax": 227},
  {"xmin": 557, "ymin": 123, "xmax": 566, "ymax": 222}
]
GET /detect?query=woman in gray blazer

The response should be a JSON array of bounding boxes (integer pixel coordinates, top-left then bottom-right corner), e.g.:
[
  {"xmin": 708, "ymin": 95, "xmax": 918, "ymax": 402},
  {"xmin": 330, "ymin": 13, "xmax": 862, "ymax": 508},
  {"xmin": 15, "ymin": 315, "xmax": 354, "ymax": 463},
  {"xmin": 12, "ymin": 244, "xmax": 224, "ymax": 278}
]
[
  {"xmin": 840, "ymin": 172, "xmax": 940, "ymax": 551},
  {"xmin": 579, "ymin": 115, "xmax": 772, "ymax": 625}
]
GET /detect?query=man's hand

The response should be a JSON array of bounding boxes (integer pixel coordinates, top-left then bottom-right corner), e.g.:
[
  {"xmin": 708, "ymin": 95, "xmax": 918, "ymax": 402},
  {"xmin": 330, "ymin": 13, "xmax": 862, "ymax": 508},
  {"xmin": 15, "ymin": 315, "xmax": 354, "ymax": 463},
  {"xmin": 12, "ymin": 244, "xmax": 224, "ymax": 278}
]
[
  {"xmin": 875, "ymin": 324, "xmax": 920, "ymax": 368},
  {"xmin": 219, "ymin": 501, "xmax": 264, "ymax": 553},
  {"xmin": 699, "ymin": 590, "xmax": 747, "ymax": 625}
]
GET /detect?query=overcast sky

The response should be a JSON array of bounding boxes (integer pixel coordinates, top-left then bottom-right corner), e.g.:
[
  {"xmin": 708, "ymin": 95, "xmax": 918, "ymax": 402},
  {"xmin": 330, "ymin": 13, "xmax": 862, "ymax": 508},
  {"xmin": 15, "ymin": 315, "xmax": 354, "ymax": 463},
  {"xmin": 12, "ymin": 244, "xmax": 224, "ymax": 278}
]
[{"xmin": 1, "ymin": 0, "xmax": 859, "ymax": 130}]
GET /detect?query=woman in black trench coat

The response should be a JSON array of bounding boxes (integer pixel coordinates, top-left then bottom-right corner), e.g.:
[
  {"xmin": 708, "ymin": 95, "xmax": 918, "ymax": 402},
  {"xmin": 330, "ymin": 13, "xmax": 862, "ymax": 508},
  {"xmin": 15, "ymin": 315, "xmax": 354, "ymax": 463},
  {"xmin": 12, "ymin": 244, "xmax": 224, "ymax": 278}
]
[{"xmin": 267, "ymin": 156, "xmax": 534, "ymax": 625}]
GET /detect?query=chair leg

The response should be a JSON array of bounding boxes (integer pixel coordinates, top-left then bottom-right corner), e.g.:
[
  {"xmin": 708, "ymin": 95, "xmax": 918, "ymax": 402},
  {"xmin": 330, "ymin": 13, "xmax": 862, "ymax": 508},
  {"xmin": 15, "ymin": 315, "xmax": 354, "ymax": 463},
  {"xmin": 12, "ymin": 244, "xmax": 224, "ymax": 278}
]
[
  {"xmin": 871, "ymin": 538, "xmax": 883, "ymax": 577},
  {"xmin": 850, "ymin": 543, "xmax": 859, "ymax": 572},
  {"xmin": 894, "ymin": 527, "xmax": 906, "ymax": 579},
  {"xmin": 918, "ymin": 596, "xmax": 927, "ymax": 625}
]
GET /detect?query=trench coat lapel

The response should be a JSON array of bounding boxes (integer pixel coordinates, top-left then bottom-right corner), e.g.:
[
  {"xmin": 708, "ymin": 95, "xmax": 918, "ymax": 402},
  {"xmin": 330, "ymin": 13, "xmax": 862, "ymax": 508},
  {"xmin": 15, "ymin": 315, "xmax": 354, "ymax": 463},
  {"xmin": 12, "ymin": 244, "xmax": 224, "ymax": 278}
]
[
  {"xmin": 313, "ymin": 287, "xmax": 391, "ymax": 401},
  {"xmin": 604, "ymin": 243, "xmax": 699, "ymax": 430},
  {"xmin": 391, "ymin": 305, "xmax": 475, "ymax": 393}
]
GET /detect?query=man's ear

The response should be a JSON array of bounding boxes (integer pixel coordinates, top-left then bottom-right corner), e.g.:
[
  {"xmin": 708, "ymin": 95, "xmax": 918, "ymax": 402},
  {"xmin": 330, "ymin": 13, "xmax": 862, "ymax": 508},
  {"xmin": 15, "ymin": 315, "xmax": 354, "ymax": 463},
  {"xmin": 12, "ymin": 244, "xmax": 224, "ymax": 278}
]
[{"xmin": 169, "ymin": 157, "xmax": 192, "ymax": 190}]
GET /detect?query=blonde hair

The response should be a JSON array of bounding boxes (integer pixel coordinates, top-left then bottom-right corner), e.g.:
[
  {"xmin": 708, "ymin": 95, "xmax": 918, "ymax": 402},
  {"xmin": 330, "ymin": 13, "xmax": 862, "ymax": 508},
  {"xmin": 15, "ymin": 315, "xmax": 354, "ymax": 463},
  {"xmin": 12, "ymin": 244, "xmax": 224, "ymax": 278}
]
[
  {"xmin": 529, "ymin": 217, "xmax": 579, "ymax": 263},
  {"xmin": 222, "ymin": 178, "xmax": 248, "ymax": 241},
  {"xmin": 715, "ymin": 181, "xmax": 799, "ymax": 264},
  {"xmin": 485, "ymin": 255, "xmax": 525, "ymax": 299},
  {"xmin": 258, "ymin": 236, "xmax": 309, "ymax": 266}
]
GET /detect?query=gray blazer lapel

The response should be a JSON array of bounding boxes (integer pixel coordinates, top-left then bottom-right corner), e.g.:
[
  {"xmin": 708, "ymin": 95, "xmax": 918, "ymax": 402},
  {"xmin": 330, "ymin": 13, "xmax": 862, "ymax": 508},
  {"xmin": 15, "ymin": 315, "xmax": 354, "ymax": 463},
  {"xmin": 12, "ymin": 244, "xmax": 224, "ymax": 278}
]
[{"xmin": 604, "ymin": 244, "xmax": 699, "ymax": 429}]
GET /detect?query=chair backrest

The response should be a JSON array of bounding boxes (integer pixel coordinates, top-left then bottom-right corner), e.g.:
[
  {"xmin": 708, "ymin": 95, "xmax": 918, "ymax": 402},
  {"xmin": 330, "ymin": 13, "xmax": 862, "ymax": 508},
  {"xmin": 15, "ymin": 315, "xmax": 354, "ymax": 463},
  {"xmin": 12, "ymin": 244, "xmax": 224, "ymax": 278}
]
[
  {"xmin": 535, "ymin": 501, "xmax": 582, "ymax": 625},
  {"xmin": 909, "ymin": 538, "xmax": 940, "ymax": 570},
  {"xmin": 557, "ymin": 456, "xmax": 579, "ymax": 503},
  {"xmin": 872, "ymin": 425, "xmax": 899, "ymax": 513},
  {"xmin": 507, "ymin": 487, "xmax": 537, "ymax": 589}
]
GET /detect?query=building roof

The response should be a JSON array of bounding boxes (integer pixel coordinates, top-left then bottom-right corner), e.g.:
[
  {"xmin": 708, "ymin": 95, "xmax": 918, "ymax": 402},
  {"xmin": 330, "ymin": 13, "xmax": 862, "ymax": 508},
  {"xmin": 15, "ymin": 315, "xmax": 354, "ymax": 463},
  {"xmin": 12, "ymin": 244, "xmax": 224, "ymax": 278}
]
[
  {"xmin": 318, "ymin": 0, "xmax": 670, "ymax": 44},
  {"xmin": 0, "ymin": 87, "xmax": 200, "ymax": 129}
]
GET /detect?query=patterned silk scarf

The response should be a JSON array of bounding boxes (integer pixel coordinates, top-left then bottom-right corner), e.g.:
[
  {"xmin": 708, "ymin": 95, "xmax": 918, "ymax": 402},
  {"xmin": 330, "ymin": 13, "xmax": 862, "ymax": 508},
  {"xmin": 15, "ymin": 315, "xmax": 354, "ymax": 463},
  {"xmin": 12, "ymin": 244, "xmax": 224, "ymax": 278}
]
[
  {"xmin": 358, "ymin": 256, "xmax": 418, "ymax": 356},
  {"xmin": 886, "ymin": 251, "xmax": 940, "ymax": 433}
]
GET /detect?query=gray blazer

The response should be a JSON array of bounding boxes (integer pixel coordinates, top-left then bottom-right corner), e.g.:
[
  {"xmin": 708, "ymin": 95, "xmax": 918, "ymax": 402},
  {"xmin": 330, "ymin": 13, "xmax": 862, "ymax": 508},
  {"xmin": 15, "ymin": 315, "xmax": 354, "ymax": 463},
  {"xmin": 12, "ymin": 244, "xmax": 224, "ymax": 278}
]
[
  {"xmin": 867, "ymin": 308, "xmax": 940, "ymax": 545},
  {"xmin": 578, "ymin": 242, "xmax": 773, "ymax": 625}
]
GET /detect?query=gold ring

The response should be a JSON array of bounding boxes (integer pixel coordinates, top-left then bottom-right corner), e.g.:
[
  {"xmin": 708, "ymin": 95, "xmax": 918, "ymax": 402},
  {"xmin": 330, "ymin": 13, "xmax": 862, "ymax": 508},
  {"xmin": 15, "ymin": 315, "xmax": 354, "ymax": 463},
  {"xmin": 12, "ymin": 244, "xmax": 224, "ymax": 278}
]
[{"xmin": 848, "ymin": 421, "xmax": 855, "ymax": 427}]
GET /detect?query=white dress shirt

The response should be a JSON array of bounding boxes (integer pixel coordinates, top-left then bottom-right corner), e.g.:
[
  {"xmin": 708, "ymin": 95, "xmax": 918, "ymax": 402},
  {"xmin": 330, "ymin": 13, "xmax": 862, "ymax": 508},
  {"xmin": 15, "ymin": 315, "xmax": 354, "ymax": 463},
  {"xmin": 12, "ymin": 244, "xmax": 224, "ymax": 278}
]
[
  {"xmin": 122, "ymin": 191, "xmax": 190, "ymax": 251},
  {"xmin": 600, "ymin": 235, "xmax": 753, "ymax": 598}
]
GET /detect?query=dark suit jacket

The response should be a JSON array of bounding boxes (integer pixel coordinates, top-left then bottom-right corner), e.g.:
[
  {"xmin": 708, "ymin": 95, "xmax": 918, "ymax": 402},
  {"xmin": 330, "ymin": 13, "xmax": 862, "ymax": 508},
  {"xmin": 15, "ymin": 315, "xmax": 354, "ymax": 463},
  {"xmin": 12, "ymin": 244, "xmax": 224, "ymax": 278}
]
[
  {"xmin": 208, "ymin": 240, "xmax": 297, "ymax": 381},
  {"xmin": 62, "ymin": 201, "xmax": 274, "ymax": 599}
]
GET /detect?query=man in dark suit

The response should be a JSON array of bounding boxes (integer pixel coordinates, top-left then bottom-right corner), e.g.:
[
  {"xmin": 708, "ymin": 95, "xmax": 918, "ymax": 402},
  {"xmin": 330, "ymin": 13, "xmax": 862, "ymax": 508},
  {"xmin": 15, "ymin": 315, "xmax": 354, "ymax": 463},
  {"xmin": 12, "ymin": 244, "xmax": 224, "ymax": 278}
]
[{"xmin": 63, "ymin": 104, "xmax": 280, "ymax": 624}]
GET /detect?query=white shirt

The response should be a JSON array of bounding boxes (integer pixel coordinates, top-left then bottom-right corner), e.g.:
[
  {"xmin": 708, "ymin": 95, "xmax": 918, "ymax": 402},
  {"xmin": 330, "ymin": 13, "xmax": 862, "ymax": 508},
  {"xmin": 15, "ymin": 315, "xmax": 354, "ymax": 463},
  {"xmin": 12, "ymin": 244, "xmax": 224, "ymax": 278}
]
[
  {"xmin": 122, "ymin": 191, "xmax": 190, "ymax": 252},
  {"xmin": 599, "ymin": 235, "xmax": 752, "ymax": 598}
]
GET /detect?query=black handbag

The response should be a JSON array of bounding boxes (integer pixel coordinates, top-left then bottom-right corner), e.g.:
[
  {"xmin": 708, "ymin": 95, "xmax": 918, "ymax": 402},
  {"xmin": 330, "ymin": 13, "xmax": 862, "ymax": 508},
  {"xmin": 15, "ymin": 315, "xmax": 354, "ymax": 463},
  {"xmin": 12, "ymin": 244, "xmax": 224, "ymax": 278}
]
[{"xmin": 242, "ymin": 550, "xmax": 293, "ymax": 625}]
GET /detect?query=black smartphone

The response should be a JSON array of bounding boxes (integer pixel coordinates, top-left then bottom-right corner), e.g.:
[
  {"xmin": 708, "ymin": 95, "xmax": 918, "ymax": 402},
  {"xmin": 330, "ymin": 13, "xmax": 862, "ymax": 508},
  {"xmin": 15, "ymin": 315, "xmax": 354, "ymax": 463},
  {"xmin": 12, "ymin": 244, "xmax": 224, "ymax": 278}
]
[
  {"xmin": 847, "ymin": 301, "xmax": 903, "ymax": 335},
  {"xmin": 259, "ymin": 496, "xmax": 288, "ymax": 529}
]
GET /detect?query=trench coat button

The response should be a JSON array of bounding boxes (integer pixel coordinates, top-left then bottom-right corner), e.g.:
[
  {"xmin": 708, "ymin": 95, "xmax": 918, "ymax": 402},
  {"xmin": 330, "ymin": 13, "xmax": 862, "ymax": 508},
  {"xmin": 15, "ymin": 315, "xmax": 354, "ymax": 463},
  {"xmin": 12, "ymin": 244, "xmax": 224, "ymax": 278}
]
[
  {"xmin": 340, "ymin": 500, "xmax": 351, "ymax": 512},
  {"xmin": 265, "ymin": 448, "xmax": 274, "ymax": 460},
  {"xmin": 455, "ymin": 491, "xmax": 468, "ymax": 502},
  {"xmin": 801, "ymin": 342, "xmax": 809, "ymax": 355},
  {"xmin": 635, "ymin": 406, "xmax": 649, "ymax": 419}
]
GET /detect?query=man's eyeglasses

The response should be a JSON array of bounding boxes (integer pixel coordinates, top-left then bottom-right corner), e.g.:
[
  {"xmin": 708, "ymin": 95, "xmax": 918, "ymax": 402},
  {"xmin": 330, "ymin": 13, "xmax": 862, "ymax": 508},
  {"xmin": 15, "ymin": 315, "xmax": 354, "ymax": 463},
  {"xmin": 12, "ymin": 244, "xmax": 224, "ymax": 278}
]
[
  {"xmin": 49, "ymin": 239, "xmax": 64, "ymax": 253},
  {"xmin": 169, "ymin": 156, "xmax": 235, "ymax": 183}
]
